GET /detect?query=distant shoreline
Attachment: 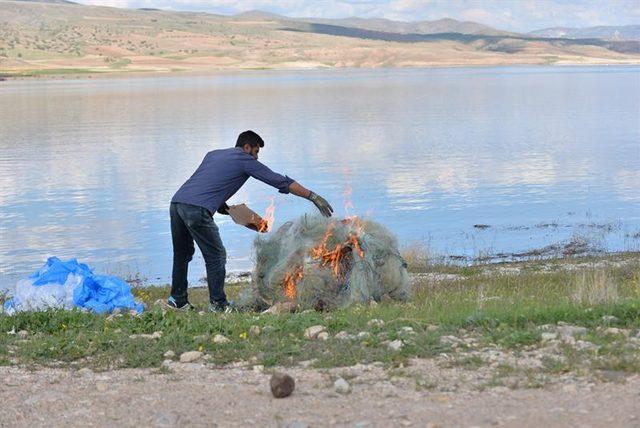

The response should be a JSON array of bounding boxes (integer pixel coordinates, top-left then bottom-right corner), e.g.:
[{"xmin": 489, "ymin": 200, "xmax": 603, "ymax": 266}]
[{"xmin": 2, "ymin": 61, "xmax": 640, "ymax": 81}]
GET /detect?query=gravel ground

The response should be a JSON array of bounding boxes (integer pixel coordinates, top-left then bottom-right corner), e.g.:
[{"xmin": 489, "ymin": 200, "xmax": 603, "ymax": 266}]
[{"xmin": 1, "ymin": 362, "xmax": 638, "ymax": 427}]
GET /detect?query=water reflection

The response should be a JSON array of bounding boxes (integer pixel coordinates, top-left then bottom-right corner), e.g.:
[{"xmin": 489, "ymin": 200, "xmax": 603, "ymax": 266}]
[{"xmin": 0, "ymin": 67, "xmax": 638, "ymax": 287}]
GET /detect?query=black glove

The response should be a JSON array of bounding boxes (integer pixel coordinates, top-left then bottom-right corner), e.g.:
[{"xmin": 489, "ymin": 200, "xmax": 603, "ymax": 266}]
[
  {"xmin": 217, "ymin": 202, "xmax": 230, "ymax": 215},
  {"xmin": 308, "ymin": 191, "xmax": 333, "ymax": 217}
]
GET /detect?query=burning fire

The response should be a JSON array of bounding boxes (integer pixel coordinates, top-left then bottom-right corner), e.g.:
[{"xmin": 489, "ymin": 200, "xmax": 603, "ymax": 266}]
[
  {"xmin": 258, "ymin": 197, "xmax": 276, "ymax": 233},
  {"xmin": 280, "ymin": 179, "xmax": 367, "ymax": 300},
  {"xmin": 282, "ymin": 266, "xmax": 302, "ymax": 299}
]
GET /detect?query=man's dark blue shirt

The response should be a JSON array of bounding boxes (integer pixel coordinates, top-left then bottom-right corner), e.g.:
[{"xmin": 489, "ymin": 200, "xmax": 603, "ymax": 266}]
[{"xmin": 171, "ymin": 147, "xmax": 295, "ymax": 213}]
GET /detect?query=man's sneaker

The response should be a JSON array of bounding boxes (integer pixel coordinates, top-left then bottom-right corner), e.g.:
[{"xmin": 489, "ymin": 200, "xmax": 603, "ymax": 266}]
[
  {"xmin": 166, "ymin": 296, "xmax": 196, "ymax": 311},
  {"xmin": 209, "ymin": 300, "xmax": 237, "ymax": 313}
]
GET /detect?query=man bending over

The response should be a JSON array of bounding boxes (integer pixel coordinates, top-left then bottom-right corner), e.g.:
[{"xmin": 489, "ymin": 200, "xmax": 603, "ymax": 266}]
[{"xmin": 169, "ymin": 130, "xmax": 333, "ymax": 312}]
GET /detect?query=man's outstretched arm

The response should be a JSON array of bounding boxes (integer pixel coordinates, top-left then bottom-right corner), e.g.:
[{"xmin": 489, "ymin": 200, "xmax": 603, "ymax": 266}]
[
  {"xmin": 243, "ymin": 158, "xmax": 333, "ymax": 217},
  {"xmin": 289, "ymin": 182, "xmax": 334, "ymax": 217}
]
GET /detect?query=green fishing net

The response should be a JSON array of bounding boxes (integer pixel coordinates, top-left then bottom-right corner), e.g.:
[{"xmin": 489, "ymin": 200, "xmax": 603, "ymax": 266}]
[{"xmin": 239, "ymin": 215, "xmax": 410, "ymax": 310}]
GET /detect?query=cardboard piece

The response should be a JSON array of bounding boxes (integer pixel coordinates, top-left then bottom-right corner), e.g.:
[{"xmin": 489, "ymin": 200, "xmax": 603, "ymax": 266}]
[{"xmin": 227, "ymin": 203, "xmax": 268, "ymax": 233}]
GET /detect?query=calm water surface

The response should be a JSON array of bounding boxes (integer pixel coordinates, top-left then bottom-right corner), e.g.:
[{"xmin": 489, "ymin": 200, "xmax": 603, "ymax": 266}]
[{"xmin": 1, "ymin": 67, "xmax": 639, "ymax": 287}]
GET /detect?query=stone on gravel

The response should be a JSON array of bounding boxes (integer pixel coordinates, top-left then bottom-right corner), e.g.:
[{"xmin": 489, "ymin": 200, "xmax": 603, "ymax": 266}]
[
  {"xmin": 304, "ymin": 325, "xmax": 326, "ymax": 339},
  {"xmin": 334, "ymin": 377, "xmax": 351, "ymax": 394},
  {"xmin": 249, "ymin": 325, "xmax": 261, "ymax": 337},
  {"xmin": 316, "ymin": 331, "xmax": 330, "ymax": 341},
  {"xmin": 603, "ymin": 327, "xmax": 628, "ymax": 336},
  {"xmin": 541, "ymin": 332, "xmax": 558, "ymax": 341},
  {"xmin": 335, "ymin": 331, "xmax": 354, "ymax": 340},
  {"xmin": 163, "ymin": 350, "xmax": 175, "ymax": 359},
  {"xmin": 77, "ymin": 367, "xmax": 93, "ymax": 376},
  {"xmin": 213, "ymin": 334, "xmax": 231, "ymax": 344},
  {"xmin": 129, "ymin": 331, "xmax": 162, "ymax": 340},
  {"xmin": 179, "ymin": 351, "xmax": 203, "ymax": 363},
  {"xmin": 270, "ymin": 373, "xmax": 295, "ymax": 398},
  {"xmin": 440, "ymin": 336, "xmax": 464, "ymax": 346},
  {"xmin": 388, "ymin": 340, "xmax": 404, "ymax": 351},
  {"xmin": 557, "ymin": 325, "xmax": 587, "ymax": 339},
  {"xmin": 367, "ymin": 319, "xmax": 385, "ymax": 328}
]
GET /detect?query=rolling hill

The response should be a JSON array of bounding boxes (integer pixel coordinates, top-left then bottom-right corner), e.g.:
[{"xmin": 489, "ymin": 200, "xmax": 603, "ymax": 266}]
[{"xmin": 0, "ymin": 0, "xmax": 638, "ymax": 77}]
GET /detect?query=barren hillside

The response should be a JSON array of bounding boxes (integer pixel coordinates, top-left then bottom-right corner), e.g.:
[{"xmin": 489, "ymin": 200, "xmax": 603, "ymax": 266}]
[{"xmin": 1, "ymin": 0, "xmax": 638, "ymax": 77}]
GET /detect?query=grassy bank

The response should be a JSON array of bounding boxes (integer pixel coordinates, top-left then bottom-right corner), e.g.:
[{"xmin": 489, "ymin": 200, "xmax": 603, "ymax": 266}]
[{"xmin": 1, "ymin": 254, "xmax": 639, "ymax": 385}]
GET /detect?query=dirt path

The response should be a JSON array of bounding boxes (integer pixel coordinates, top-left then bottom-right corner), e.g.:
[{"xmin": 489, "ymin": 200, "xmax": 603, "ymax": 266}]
[{"xmin": 1, "ymin": 362, "xmax": 638, "ymax": 427}]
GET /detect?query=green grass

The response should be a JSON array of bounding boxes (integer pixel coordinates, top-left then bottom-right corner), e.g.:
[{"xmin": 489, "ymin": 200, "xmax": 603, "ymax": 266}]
[{"xmin": 0, "ymin": 255, "xmax": 639, "ymax": 374}]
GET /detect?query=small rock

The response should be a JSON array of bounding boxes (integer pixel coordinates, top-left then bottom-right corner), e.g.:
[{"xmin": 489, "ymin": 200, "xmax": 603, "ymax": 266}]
[
  {"xmin": 213, "ymin": 334, "xmax": 231, "ymax": 344},
  {"xmin": 388, "ymin": 340, "xmax": 404, "ymax": 351},
  {"xmin": 161, "ymin": 359, "xmax": 173, "ymax": 367},
  {"xmin": 96, "ymin": 382, "xmax": 108, "ymax": 392},
  {"xmin": 286, "ymin": 421, "xmax": 309, "ymax": 428},
  {"xmin": 367, "ymin": 319, "xmax": 385, "ymax": 328},
  {"xmin": 77, "ymin": 368, "xmax": 93, "ymax": 376},
  {"xmin": 249, "ymin": 325, "xmax": 261, "ymax": 337},
  {"xmin": 17, "ymin": 330, "xmax": 28, "ymax": 339},
  {"xmin": 557, "ymin": 325, "xmax": 587, "ymax": 339},
  {"xmin": 574, "ymin": 340, "xmax": 599, "ymax": 352},
  {"xmin": 163, "ymin": 350, "xmax": 175, "ymax": 358},
  {"xmin": 179, "ymin": 351, "xmax": 203, "ymax": 363},
  {"xmin": 129, "ymin": 331, "xmax": 162, "ymax": 340},
  {"xmin": 357, "ymin": 331, "xmax": 371, "ymax": 339},
  {"xmin": 426, "ymin": 324, "xmax": 439, "ymax": 332},
  {"xmin": 270, "ymin": 373, "xmax": 295, "ymax": 398},
  {"xmin": 253, "ymin": 365, "xmax": 264, "ymax": 373},
  {"xmin": 317, "ymin": 331, "xmax": 330, "ymax": 341},
  {"xmin": 541, "ymin": 332, "xmax": 558, "ymax": 341},
  {"xmin": 400, "ymin": 326, "xmax": 415, "ymax": 334},
  {"xmin": 263, "ymin": 301, "xmax": 297, "ymax": 314},
  {"xmin": 335, "ymin": 331, "xmax": 354, "ymax": 340},
  {"xmin": 440, "ymin": 335, "xmax": 464, "ymax": 346},
  {"xmin": 334, "ymin": 377, "xmax": 351, "ymax": 394},
  {"xmin": 601, "ymin": 315, "xmax": 619, "ymax": 323},
  {"xmin": 304, "ymin": 325, "xmax": 326, "ymax": 340},
  {"xmin": 603, "ymin": 327, "xmax": 628, "ymax": 336}
]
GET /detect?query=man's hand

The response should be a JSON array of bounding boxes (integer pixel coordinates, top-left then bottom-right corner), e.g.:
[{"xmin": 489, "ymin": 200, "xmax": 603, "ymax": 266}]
[
  {"xmin": 217, "ymin": 202, "xmax": 230, "ymax": 215},
  {"xmin": 308, "ymin": 191, "xmax": 333, "ymax": 217}
]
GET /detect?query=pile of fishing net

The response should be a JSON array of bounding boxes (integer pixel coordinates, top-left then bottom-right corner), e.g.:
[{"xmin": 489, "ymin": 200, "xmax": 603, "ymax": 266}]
[{"xmin": 239, "ymin": 215, "xmax": 411, "ymax": 311}]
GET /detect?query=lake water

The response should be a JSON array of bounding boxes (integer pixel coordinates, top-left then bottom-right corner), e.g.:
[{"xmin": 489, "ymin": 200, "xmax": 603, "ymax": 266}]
[{"xmin": 1, "ymin": 66, "xmax": 639, "ymax": 288}]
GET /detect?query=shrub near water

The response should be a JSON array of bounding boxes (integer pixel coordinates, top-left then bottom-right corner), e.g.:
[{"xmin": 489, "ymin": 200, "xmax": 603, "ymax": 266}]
[{"xmin": 0, "ymin": 255, "xmax": 638, "ymax": 373}]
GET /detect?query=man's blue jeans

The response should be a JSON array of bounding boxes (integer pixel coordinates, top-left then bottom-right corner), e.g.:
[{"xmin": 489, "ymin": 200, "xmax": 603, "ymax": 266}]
[{"xmin": 170, "ymin": 202, "xmax": 227, "ymax": 305}]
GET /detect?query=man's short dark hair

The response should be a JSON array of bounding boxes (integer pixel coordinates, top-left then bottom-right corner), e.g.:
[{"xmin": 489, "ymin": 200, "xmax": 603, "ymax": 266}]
[{"xmin": 236, "ymin": 130, "xmax": 264, "ymax": 148}]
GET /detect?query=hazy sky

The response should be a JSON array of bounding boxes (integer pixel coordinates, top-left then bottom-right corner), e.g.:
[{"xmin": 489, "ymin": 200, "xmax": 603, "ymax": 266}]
[{"xmin": 74, "ymin": 0, "xmax": 640, "ymax": 32}]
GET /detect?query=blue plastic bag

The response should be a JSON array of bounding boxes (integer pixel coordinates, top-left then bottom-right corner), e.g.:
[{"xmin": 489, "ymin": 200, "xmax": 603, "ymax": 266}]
[
  {"xmin": 3, "ymin": 257, "xmax": 144, "ymax": 314},
  {"xmin": 73, "ymin": 275, "xmax": 144, "ymax": 314}
]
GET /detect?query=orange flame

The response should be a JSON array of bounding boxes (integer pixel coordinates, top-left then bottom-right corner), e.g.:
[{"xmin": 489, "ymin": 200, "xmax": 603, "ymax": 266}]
[
  {"xmin": 282, "ymin": 266, "xmax": 302, "ymax": 299},
  {"xmin": 280, "ymin": 178, "xmax": 368, "ymax": 299},
  {"xmin": 258, "ymin": 197, "xmax": 276, "ymax": 233},
  {"xmin": 308, "ymin": 217, "xmax": 365, "ymax": 280}
]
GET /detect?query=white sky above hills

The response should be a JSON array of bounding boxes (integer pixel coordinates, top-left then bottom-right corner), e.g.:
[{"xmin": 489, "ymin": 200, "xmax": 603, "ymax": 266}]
[{"xmin": 74, "ymin": 0, "xmax": 640, "ymax": 33}]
